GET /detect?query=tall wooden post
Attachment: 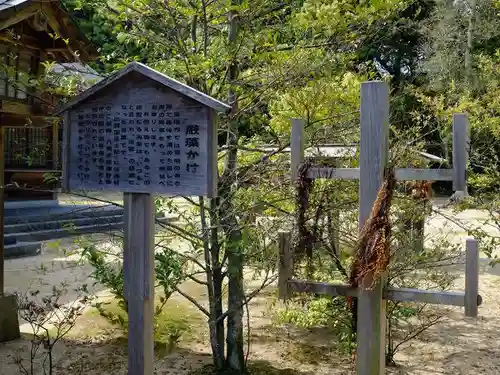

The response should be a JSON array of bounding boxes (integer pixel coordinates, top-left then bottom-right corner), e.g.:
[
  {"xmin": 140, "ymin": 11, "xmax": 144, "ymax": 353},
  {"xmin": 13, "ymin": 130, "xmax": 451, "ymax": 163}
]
[
  {"xmin": 465, "ymin": 238, "xmax": 479, "ymax": 317},
  {"xmin": 123, "ymin": 193, "xmax": 155, "ymax": 375},
  {"xmin": 278, "ymin": 231, "xmax": 292, "ymax": 300},
  {"xmin": 357, "ymin": 81, "xmax": 389, "ymax": 375},
  {"xmin": 453, "ymin": 114, "xmax": 469, "ymax": 195},
  {"xmin": 52, "ymin": 120, "xmax": 60, "ymax": 200}
]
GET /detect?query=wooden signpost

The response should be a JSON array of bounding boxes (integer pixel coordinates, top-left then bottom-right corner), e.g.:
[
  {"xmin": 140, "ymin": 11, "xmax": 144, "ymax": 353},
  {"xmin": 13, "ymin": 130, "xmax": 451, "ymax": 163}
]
[
  {"xmin": 58, "ymin": 62, "xmax": 230, "ymax": 374},
  {"xmin": 281, "ymin": 81, "xmax": 481, "ymax": 375}
]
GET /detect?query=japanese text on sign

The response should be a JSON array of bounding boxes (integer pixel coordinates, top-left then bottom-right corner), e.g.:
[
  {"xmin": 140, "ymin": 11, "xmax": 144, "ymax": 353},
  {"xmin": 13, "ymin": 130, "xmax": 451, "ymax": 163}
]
[{"xmin": 69, "ymin": 102, "xmax": 208, "ymax": 194}]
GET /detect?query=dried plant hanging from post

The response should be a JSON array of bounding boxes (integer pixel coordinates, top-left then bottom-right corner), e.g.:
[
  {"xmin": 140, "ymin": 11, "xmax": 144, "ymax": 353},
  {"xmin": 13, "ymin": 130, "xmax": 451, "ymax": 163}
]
[
  {"xmin": 349, "ymin": 167, "xmax": 396, "ymax": 290},
  {"xmin": 295, "ymin": 161, "xmax": 315, "ymax": 262}
]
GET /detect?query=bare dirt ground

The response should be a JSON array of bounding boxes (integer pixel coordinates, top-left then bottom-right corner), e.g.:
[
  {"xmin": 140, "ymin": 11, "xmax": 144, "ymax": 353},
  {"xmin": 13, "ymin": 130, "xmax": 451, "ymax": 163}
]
[{"xmin": 1, "ymin": 202, "xmax": 500, "ymax": 375}]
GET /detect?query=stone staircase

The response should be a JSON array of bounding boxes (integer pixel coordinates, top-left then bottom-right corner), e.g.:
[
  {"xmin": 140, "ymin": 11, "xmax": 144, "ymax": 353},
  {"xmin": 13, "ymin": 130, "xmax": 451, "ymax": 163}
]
[{"xmin": 3, "ymin": 201, "xmax": 172, "ymax": 258}]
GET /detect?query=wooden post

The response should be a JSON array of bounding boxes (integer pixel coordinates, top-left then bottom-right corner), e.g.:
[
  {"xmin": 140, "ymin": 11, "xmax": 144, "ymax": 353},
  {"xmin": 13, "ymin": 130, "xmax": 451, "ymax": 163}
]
[
  {"xmin": 331, "ymin": 159, "xmax": 340, "ymax": 256},
  {"xmin": 278, "ymin": 231, "xmax": 292, "ymax": 300},
  {"xmin": 0, "ymin": 126, "xmax": 4, "ymax": 295},
  {"xmin": 465, "ymin": 238, "xmax": 479, "ymax": 317},
  {"xmin": 452, "ymin": 114, "xmax": 469, "ymax": 195},
  {"xmin": 331, "ymin": 211, "xmax": 340, "ymax": 257},
  {"xmin": 357, "ymin": 81, "xmax": 389, "ymax": 375},
  {"xmin": 291, "ymin": 118, "xmax": 305, "ymax": 183},
  {"xmin": 52, "ymin": 119, "xmax": 60, "ymax": 200},
  {"xmin": 123, "ymin": 193, "xmax": 155, "ymax": 375}
]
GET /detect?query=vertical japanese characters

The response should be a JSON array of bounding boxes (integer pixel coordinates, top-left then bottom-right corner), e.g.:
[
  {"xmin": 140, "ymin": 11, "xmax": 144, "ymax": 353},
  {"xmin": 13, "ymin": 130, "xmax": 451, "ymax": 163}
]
[{"xmin": 72, "ymin": 102, "xmax": 205, "ymax": 193}]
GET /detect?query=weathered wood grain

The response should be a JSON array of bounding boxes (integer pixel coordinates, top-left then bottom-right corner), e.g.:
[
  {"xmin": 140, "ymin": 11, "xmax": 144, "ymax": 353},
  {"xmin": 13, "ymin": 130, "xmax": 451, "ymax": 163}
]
[
  {"xmin": 453, "ymin": 114, "xmax": 469, "ymax": 193},
  {"xmin": 305, "ymin": 167, "xmax": 453, "ymax": 181},
  {"xmin": 465, "ymin": 238, "xmax": 479, "ymax": 317},
  {"xmin": 64, "ymin": 78, "xmax": 216, "ymax": 196},
  {"xmin": 56, "ymin": 62, "xmax": 231, "ymax": 114},
  {"xmin": 0, "ymin": 126, "xmax": 4, "ymax": 293},
  {"xmin": 62, "ymin": 112, "xmax": 71, "ymax": 192},
  {"xmin": 278, "ymin": 231, "xmax": 293, "ymax": 300},
  {"xmin": 287, "ymin": 280, "xmax": 357, "ymax": 297},
  {"xmin": 286, "ymin": 280, "xmax": 483, "ymax": 307},
  {"xmin": 123, "ymin": 193, "xmax": 155, "ymax": 375},
  {"xmin": 386, "ymin": 288, "xmax": 465, "ymax": 306},
  {"xmin": 305, "ymin": 167, "xmax": 360, "ymax": 180},
  {"xmin": 357, "ymin": 80, "xmax": 389, "ymax": 375}
]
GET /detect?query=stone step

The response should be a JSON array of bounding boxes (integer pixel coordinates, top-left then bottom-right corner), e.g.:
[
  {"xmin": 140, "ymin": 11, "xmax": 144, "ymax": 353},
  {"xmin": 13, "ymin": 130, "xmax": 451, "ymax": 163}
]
[
  {"xmin": 4, "ymin": 204, "xmax": 123, "ymax": 226},
  {"xmin": 2, "ymin": 199, "xmax": 177, "ymax": 258},
  {"xmin": 4, "ymin": 241, "xmax": 42, "ymax": 259},
  {"xmin": 4, "ymin": 215, "xmax": 124, "ymax": 235},
  {"xmin": 5, "ymin": 221, "xmax": 125, "ymax": 244}
]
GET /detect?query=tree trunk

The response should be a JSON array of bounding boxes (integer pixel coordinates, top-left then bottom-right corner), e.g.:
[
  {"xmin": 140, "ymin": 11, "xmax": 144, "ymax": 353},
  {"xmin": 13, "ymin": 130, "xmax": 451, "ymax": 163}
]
[
  {"xmin": 223, "ymin": 1, "xmax": 245, "ymax": 372},
  {"xmin": 211, "ymin": 198, "xmax": 225, "ymax": 367},
  {"xmin": 201, "ymin": 197, "xmax": 225, "ymax": 369}
]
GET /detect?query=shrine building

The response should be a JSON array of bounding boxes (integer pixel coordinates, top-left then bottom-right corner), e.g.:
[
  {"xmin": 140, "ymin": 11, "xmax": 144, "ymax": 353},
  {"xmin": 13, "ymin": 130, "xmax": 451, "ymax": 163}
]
[{"xmin": 0, "ymin": 0, "xmax": 97, "ymax": 200}]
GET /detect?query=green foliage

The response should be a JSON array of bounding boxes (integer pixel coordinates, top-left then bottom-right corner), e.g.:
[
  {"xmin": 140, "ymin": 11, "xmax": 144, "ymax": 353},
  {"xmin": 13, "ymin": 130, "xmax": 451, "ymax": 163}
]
[
  {"xmin": 273, "ymin": 296, "xmax": 353, "ymax": 352},
  {"xmin": 83, "ymin": 243, "xmax": 186, "ymax": 317},
  {"xmin": 92, "ymin": 296, "xmax": 198, "ymax": 354}
]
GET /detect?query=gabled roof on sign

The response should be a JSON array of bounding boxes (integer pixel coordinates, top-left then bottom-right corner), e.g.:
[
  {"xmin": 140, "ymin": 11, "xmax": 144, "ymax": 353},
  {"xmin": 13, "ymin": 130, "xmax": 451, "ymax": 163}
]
[{"xmin": 56, "ymin": 62, "xmax": 231, "ymax": 114}]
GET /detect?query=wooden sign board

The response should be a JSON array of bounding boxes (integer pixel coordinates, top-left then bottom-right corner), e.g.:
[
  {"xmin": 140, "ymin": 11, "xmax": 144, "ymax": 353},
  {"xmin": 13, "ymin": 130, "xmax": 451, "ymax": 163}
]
[{"xmin": 58, "ymin": 63, "xmax": 230, "ymax": 197}]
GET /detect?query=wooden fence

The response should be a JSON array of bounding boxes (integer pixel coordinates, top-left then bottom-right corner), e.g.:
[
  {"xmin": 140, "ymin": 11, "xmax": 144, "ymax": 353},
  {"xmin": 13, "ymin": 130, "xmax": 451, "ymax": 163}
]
[{"xmin": 279, "ymin": 81, "xmax": 480, "ymax": 375}]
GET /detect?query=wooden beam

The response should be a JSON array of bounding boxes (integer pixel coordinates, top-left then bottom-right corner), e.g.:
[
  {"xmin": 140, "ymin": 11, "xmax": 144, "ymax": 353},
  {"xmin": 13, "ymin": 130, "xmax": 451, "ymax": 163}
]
[
  {"xmin": 123, "ymin": 193, "xmax": 155, "ymax": 375},
  {"xmin": 305, "ymin": 167, "xmax": 453, "ymax": 181},
  {"xmin": 357, "ymin": 81, "xmax": 389, "ymax": 375},
  {"xmin": 306, "ymin": 167, "xmax": 360, "ymax": 180},
  {"xmin": 286, "ymin": 280, "xmax": 483, "ymax": 307},
  {"xmin": 278, "ymin": 231, "xmax": 292, "ymax": 300},
  {"xmin": 287, "ymin": 280, "xmax": 357, "ymax": 297},
  {"xmin": 385, "ymin": 288, "xmax": 482, "ymax": 307},
  {"xmin": 52, "ymin": 120, "xmax": 59, "ymax": 169},
  {"xmin": 40, "ymin": 5, "xmax": 88, "ymax": 62},
  {"xmin": 453, "ymin": 114, "xmax": 469, "ymax": 193},
  {"xmin": 465, "ymin": 239, "xmax": 479, "ymax": 317},
  {"xmin": 51, "ymin": 118, "xmax": 60, "ymax": 199},
  {"xmin": 61, "ymin": 112, "xmax": 70, "ymax": 192},
  {"xmin": 0, "ymin": 34, "xmax": 40, "ymax": 51},
  {"xmin": 395, "ymin": 168, "xmax": 453, "ymax": 181},
  {"xmin": 0, "ymin": 5, "xmax": 40, "ymax": 31},
  {"xmin": 0, "ymin": 126, "xmax": 4, "ymax": 295},
  {"xmin": 44, "ymin": 48, "xmax": 70, "ymax": 52},
  {"xmin": 0, "ymin": 100, "xmax": 33, "ymax": 116}
]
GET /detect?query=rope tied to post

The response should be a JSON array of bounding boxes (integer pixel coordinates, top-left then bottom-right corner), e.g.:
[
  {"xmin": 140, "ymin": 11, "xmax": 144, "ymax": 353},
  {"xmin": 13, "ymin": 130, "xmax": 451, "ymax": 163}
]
[
  {"xmin": 349, "ymin": 166, "xmax": 396, "ymax": 290},
  {"xmin": 347, "ymin": 166, "xmax": 396, "ymax": 357}
]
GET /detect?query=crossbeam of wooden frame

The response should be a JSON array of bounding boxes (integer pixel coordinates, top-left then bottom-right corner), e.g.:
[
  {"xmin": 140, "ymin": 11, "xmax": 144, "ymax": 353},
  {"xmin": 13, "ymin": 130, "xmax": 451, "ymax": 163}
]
[
  {"xmin": 293, "ymin": 117, "xmax": 469, "ymax": 188},
  {"xmin": 286, "ymin": 282, "xmax": 482, "ymax": 308},
  {"xmin": 280, "ymin": 235, "xmax": 481, "ymax": 312},
  {"xmin": 305, "ymin": 167, "xmax": 454, "ymax": 181}
]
